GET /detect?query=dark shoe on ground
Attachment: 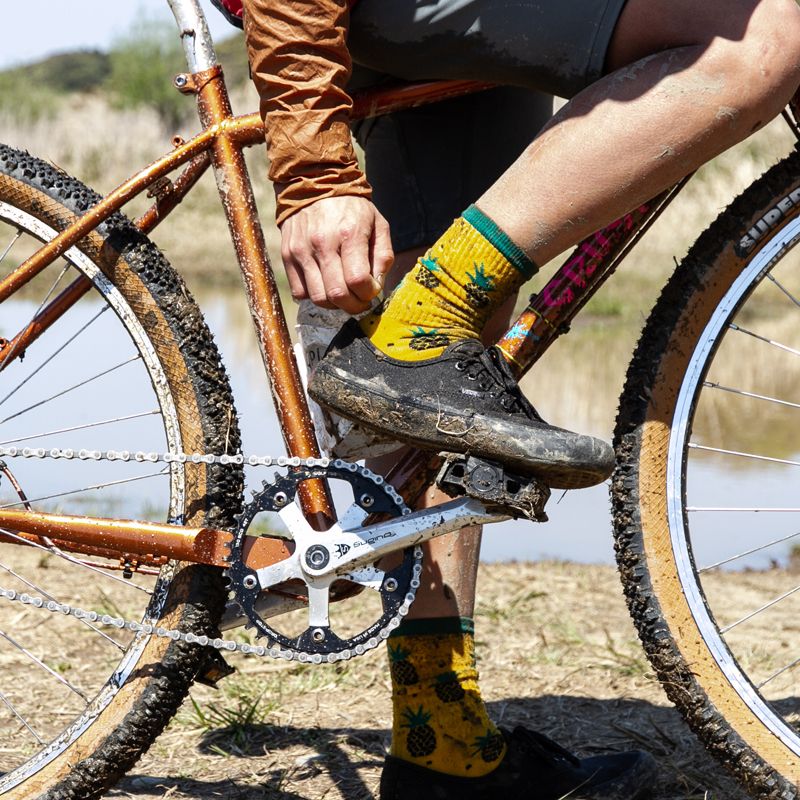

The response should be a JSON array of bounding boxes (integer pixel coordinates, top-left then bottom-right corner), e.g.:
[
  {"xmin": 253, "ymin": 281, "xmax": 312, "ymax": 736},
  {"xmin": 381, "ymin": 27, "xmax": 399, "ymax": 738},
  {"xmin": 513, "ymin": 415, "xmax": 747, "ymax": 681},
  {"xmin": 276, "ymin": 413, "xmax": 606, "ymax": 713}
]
[
  {"xmin": 380, "ymin": 726, "xmax": 657, "ymax": 800},
  {"xmin": 308, "ymin": 320, "xmax": 614, "ymax": 489}
]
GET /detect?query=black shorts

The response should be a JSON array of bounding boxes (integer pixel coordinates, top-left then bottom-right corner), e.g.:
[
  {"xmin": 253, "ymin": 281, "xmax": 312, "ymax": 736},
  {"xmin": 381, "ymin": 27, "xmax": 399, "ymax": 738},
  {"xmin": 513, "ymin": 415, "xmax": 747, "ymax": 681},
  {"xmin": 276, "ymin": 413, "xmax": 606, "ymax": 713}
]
[
  {"xmin": 349, "ymin": 0, "xmax": 626, "ymax": 251},
  {"xmin": 352, "ymin": 84, "xmax": 553, "ymax": 251}
]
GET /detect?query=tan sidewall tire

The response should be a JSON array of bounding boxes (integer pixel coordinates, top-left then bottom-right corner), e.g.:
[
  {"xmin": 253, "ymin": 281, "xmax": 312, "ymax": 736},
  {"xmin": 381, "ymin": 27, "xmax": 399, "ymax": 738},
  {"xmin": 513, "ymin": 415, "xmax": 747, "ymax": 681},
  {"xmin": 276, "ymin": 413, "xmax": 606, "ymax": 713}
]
[
  {"xmin": 0, "ymin": 146, "xmax": 243, "ymax": 800},
  {"xmin": 614, "ymin": 151, "xmax": 800, "ymax": 800}
]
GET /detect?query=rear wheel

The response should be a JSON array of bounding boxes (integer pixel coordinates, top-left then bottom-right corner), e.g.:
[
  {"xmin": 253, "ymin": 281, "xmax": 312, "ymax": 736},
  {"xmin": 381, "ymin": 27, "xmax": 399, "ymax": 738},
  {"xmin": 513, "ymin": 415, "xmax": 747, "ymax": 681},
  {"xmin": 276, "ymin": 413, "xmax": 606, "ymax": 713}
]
[
  {"xmin": 0, "ymin": 144, "xmax": 243, "ymax": 799},
  {"xmin": 614, "ymin": 149, "xmax": 800, "ymax": 798}
]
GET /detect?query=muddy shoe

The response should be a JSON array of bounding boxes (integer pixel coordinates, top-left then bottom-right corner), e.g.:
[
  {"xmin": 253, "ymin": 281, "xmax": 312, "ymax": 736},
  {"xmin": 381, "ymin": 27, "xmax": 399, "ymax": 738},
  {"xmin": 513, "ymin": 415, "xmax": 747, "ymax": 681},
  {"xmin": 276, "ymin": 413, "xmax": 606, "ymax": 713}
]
[
  {"xmin": 308, "ymin": 320, "xmax": 614, "ymax": 490},
  {"xmin": 380, "ymin": 727, "xmax": 656, "ymax": 800}
]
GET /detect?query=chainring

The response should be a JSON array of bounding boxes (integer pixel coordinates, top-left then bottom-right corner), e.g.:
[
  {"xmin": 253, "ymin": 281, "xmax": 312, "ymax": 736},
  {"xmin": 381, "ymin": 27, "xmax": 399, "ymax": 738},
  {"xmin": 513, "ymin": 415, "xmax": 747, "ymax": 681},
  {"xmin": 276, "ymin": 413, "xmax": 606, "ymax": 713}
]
[{"xmin": 225, "ymin": 461, "xmax": 423, "ymax": 662}]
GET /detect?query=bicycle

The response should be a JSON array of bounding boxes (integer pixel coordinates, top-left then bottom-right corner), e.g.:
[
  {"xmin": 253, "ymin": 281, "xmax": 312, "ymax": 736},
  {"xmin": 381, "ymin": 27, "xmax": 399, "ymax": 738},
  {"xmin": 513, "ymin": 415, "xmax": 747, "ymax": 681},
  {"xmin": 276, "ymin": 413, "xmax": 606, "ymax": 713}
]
[{"xmin": 2, "ymin": 1, "xmax": 800, "ymax": 797}]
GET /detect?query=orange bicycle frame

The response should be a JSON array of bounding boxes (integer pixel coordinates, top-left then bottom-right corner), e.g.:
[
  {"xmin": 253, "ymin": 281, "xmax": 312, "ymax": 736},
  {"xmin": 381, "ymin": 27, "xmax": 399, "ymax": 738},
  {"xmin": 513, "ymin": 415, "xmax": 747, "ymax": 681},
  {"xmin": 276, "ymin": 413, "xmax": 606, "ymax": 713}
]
[{"xmin": 2, "ymin": 0, "xmax": 798, "ymax": 572}]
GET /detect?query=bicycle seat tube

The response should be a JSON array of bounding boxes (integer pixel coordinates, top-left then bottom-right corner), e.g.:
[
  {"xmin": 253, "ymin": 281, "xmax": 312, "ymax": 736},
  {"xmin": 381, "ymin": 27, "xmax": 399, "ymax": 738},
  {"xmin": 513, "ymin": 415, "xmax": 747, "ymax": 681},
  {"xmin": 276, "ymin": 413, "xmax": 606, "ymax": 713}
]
[{"xmin": 168, "ymin": 0, "xmax": 335, "ymax": 527}]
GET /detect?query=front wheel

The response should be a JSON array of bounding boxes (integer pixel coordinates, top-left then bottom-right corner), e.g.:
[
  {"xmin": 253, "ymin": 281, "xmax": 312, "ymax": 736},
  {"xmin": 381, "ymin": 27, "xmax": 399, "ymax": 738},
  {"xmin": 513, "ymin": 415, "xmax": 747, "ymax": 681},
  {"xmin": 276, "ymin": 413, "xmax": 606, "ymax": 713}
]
[
  {"xmin": 614, "ymin": 148, "xmax": 800, "ymax": 799},
  {"xmin": 0, "ymin": 145, "xmax": 243, "ymax": 799}
]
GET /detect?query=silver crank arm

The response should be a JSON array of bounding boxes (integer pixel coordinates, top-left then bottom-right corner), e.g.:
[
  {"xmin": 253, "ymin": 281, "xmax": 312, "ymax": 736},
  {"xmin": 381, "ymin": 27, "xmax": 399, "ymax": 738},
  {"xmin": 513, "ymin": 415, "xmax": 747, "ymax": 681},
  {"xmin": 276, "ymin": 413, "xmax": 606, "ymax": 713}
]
[{"xmin": 250, "ymin": 498, "xmax": 506, "ymax": 589}]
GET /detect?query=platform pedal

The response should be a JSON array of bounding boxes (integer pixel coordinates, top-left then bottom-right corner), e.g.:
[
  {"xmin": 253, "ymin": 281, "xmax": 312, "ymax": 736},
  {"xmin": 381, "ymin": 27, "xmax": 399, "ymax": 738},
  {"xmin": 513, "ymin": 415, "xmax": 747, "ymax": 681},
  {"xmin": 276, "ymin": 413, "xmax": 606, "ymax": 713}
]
[{"xmin": 435, "ymin": 453, "xmax": 550, "ymax": 522}]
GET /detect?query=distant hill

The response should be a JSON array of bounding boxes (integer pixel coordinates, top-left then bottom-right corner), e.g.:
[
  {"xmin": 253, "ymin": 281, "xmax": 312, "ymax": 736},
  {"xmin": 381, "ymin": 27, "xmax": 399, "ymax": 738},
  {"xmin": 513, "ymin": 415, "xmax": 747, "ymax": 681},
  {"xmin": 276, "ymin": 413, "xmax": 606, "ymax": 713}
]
[
  {"xmin": 2, "ymin": 50, "xmax": 111, "ymax": 94},
  {"xmin": 0, "ymin": 33, "xmax": 248, "ymax": 95},
  {"xmin": 0, "ymin": 30, "xmax": 249, "ymax": 127}
]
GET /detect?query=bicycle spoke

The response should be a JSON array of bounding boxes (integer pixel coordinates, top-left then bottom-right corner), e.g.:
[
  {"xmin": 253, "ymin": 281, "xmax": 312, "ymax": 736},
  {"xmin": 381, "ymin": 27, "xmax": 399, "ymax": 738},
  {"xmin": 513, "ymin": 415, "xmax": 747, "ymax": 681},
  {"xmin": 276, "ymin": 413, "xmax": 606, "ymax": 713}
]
[
  {"xmin": 0, "ymin": 468, "xmax": 167, "ymax": 509},
  {"xmin": 0, "ymin": 228, "xmax": 22, "ymax": 266},
  {"xmin": 0, "ymin": 409, "xmax": 161, "ymax": 446},
  {"xmin": 0, "ymin": 627, "xmax": 89, "ymax": 702},
  {"xmin": 720, "ymin": 583, "xmax": 800, "ymax": 634},
  {"xmin": 0, "ymin": 354, "xmax": 142, "ymax": 424},
  {"xmin": 0, "ymin": 304, "xmax": 109, "ymax": 407},
  {"xmin": 0, "ymin": 690, "xmax": 43, "ymax": 745},
  {"xmin": 688, "ymin": 443, "xmax": 800, "ymax": 467},
  {"xmin": 0, "ymin": 560, "xmax": 124, "ymax": 650},
  {"xmin": 703, "ymin": 380, "xmax": 800, "ymax": 411},
  {"xmin": 767, "ymin": 272, "xmax": 800, "ymax": 310},
  {"xmin": 0, "ymin": 263, "xmax": 73, "ymax": 374},
  {"xmin": 0, "ymin": 528, "xmax": 154, "ymax": 595},
  {"xmin": 29, "ymin": 263, "xmax": 70, "ymax": 322},
  {"xmin": 729, "ymin": 322, "xmax": 800, "ymax": 359},
  {"xmin": 699, "ymin": 530, "xmax": 800, "ymax": 572},
  {"xmin": 758, "ymin": 656, "xmax": 800, "ymax": 690}
]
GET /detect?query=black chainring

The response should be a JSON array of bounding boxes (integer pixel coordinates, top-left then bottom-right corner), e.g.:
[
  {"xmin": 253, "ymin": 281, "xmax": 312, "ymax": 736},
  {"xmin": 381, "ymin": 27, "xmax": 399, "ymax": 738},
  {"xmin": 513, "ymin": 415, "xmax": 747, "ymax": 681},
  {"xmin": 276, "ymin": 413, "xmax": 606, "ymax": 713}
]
[{"xmin": 225, "ymin": 463, "xmax": 419, "ymax": 660}]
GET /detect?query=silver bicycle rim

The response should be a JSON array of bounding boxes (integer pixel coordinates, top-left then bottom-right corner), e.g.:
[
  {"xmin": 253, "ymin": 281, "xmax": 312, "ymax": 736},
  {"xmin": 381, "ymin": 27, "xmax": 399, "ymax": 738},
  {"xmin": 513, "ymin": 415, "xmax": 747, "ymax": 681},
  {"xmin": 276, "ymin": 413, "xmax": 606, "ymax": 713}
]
[
  {"xmin": 0, "ymin": 201, "xmax": 185, "ymax": 792},
  {"xmin": 668, "ymin": 214, "xmax": 800, "ymax": 753}
]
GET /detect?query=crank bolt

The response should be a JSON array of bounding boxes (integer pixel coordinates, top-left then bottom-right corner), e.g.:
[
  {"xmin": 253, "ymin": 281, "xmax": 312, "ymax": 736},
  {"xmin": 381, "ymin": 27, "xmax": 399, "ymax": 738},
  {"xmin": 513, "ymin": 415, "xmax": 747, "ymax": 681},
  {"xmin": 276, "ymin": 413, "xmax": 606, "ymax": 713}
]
[
  {"xmin": 273, "ymin": 491, "xmax": 289, "ymax": 508},
  {"xmin": 242, "ymin": 574, "xmax": 258, "ymax": 590},
  {"xmin": 305, "ymin": 545, "xmax": 330, "ymax": 570},
  {"xmin": 359, "ymin": 493, "xmax": 375, "ymax": 508},
  {"xmin": 383, "ymin": 577, "xmax": 398, "ymax": 593},
  {"xmin": 311, "ymin": 628, "xmax": 326, "ymax": 643}
]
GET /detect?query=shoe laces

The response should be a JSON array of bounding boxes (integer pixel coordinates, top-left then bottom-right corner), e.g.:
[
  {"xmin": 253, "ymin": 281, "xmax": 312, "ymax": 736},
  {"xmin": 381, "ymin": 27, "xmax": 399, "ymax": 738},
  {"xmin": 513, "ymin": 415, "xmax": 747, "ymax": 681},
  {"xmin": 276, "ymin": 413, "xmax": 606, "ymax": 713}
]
[
  {"xmin": 508, "ymin": 727, "xmax": 582, "ymax": 768},
  {"xmin": 453, "ymin": 345, "xmax": 544, "ymax": 421}
]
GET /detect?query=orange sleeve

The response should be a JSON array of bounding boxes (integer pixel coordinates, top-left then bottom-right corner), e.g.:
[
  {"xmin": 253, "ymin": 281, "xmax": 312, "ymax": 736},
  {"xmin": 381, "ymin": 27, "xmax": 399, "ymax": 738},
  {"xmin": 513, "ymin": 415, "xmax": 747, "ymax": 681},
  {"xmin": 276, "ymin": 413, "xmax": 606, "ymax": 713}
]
[{"xmin": 243, "ymin": 0, "xmax": 372, "ymax": 225}]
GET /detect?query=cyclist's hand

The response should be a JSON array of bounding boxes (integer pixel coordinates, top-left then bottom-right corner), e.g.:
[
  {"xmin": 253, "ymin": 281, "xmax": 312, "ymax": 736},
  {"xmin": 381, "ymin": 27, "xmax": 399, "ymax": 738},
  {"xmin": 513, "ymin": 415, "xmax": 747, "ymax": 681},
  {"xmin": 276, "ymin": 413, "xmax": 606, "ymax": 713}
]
[{"xmin": 280, "ymin": 196, "xmax": 394, "ymax": 314}]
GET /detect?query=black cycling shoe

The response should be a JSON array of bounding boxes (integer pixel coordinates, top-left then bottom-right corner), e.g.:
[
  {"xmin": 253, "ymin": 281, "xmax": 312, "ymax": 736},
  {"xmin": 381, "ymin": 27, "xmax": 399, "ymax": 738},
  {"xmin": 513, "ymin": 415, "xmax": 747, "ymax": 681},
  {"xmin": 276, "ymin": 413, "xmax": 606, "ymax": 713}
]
[
  {"xmin": 380, "ymin": 727, "xmax": 657, "ymax": 800},
  {"xmin": 308, "ymin": 320, "xmax": 614, "ymax": 489}
]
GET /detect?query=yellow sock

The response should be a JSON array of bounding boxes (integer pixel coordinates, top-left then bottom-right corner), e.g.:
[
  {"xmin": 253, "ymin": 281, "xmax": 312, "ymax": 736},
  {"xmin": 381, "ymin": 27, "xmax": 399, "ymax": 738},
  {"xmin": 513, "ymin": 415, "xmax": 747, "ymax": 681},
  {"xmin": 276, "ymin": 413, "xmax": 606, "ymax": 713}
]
[
  {"xmin": 387, "ymin": 617, "xmax": 507, "ymax": 777},
  {"xmin": 360, "ymin": 205, "xmax": 537, "ymax": 361}
]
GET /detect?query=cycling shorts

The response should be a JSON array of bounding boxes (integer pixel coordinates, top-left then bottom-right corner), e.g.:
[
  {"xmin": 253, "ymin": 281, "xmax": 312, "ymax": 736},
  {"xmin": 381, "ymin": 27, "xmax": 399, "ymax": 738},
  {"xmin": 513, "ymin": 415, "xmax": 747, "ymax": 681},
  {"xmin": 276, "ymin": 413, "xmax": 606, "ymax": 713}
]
[
  {"xmin": 348, "ymin": 0, "xmax": 627, "ymax": 250},
  {"xmin": 351, "ymin": 84, "xmax": 554, "ymax": 251},
  {"xmin": 349, "ymin": 0, "xmax": 628, "ymax": 100}
]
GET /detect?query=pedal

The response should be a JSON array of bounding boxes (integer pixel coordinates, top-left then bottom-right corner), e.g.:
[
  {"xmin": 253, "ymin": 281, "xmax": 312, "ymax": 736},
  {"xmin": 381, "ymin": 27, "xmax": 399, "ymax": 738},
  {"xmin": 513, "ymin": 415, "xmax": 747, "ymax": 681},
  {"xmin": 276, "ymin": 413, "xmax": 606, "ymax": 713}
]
[
  {"xmin": 194, "ymin": 648, "xmax": 236, "ymax": 688},
  {"xmin": 435, "ymin": 453, "xmax": 550, "ymax": 522}
]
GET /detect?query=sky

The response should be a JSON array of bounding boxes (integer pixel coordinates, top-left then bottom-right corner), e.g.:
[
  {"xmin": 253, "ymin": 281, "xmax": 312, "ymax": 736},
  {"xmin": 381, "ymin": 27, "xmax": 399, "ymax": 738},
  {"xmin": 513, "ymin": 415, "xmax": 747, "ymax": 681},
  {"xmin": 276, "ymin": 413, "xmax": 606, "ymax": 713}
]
[{"xmin": 1, "ymin": 1, "xmax": 234, "ymax": 69}]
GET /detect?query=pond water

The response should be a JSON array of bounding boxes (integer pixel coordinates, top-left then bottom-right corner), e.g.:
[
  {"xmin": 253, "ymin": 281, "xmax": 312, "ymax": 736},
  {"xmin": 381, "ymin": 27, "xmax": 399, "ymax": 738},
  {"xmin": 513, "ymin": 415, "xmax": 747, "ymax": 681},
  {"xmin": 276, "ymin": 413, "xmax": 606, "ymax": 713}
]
[{"xmin": 3, "ymin": 286, "xmax": 799, "ymax": 571}]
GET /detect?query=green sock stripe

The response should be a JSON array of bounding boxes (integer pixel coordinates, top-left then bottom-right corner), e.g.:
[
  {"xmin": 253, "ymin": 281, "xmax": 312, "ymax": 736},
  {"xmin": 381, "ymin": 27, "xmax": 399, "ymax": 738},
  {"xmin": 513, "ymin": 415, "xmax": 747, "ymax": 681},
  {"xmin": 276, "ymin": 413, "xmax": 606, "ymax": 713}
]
[
  {"xmin": 389, "ymin": 616, "xmax": 474, "ymax": 639},
  {"xmin": 462, "ymin": 204, "xmax": 537, "ymax": 279}
]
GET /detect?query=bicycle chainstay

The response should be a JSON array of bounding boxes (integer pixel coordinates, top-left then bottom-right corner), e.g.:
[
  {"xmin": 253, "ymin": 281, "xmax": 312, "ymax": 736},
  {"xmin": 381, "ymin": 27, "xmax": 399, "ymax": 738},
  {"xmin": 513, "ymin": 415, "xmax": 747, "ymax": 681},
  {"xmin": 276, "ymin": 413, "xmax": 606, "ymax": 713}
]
[{"xmin": 0, "ymin": 447, "xmax": 418, "ymax": 664}]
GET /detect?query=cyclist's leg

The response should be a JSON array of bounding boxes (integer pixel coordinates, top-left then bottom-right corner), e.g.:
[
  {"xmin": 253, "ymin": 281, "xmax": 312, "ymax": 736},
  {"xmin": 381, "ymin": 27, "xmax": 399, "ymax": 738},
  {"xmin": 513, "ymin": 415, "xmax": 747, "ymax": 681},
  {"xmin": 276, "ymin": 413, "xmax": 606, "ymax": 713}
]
[
  {"xmin": 356, "ymin": 87, "xmax": 554, "ymax": 781},
  {"xmin": 322, "ymin": 0, "xmax": 800, "ymax": 490},
  {"xmin": 354, "ymin": 83, "xmax": 549, "ymax": 622},
  {"xmin": 480, "ymin": 0, "xmax": 800, "ymax": 263}
]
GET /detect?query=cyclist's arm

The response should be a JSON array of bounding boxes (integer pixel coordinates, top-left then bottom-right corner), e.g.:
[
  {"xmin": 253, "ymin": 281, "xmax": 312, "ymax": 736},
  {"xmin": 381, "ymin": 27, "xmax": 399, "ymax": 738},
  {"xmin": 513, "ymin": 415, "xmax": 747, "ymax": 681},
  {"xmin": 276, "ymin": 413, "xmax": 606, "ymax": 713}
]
[{"xmin": 243, "ymin": 0, "xmax": 393, "ymax": 311}]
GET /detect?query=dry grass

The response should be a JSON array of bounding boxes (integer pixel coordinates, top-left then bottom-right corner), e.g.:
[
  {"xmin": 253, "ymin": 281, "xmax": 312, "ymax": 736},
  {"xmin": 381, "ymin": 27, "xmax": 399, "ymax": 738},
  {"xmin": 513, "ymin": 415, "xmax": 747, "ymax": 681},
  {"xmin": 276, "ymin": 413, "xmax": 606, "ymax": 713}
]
[{"xmin": 97, "ymin": 562, "xmax": 758, "ymax": 800}]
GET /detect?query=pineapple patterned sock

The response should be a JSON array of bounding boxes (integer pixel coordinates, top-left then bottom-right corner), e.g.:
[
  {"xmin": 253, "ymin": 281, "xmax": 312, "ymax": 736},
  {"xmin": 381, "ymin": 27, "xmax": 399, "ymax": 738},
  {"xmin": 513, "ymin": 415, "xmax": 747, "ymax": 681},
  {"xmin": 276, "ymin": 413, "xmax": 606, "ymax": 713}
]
[
  {"xmin": 360, "ymin": 205, "xmax": 537, "ymax": 361},
  {"xmin": 387, "ymin": 617, "xmax": 507, "ymax": 777}
]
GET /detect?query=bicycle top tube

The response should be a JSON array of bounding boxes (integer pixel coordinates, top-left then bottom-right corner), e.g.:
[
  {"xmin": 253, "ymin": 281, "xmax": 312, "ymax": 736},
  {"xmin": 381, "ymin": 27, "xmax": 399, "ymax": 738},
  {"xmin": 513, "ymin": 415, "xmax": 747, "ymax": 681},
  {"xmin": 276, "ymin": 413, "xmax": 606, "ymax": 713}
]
[{"xmin": 167, "ymin": 0, "xmax": 219, "ymax": 73}]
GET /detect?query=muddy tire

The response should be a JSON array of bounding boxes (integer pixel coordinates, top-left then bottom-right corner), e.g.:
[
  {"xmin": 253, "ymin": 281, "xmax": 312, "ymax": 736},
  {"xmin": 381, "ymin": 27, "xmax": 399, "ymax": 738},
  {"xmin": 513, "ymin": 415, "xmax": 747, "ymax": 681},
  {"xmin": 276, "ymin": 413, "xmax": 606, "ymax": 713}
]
[
  {"xmin": 613, "ymin": 149, "xmax": 800, "ymax": 799},
  {"xmin": 0, "ymin": 144, "xmax": 243, "ymax": 799}
]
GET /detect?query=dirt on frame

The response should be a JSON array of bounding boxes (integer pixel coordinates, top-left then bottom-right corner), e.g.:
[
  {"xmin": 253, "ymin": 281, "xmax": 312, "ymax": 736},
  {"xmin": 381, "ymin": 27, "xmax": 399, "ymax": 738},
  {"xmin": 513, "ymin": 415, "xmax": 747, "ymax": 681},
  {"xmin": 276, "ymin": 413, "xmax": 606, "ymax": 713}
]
[{"xmin": 96, "ymin": 561, "xmax": 764, "ymax": 800}]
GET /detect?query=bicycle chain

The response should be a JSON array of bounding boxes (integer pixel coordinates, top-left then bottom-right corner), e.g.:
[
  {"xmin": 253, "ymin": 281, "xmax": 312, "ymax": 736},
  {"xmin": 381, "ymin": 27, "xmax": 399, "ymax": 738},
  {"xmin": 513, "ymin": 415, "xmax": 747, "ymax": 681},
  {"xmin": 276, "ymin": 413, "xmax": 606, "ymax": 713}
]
[
  {"xmin": 0, "ymin": 448, "xmax": 421, "ymax": 664},
  {"xmin": 0, "ymin": 445, "xmax": 330, "ymax": 469}
]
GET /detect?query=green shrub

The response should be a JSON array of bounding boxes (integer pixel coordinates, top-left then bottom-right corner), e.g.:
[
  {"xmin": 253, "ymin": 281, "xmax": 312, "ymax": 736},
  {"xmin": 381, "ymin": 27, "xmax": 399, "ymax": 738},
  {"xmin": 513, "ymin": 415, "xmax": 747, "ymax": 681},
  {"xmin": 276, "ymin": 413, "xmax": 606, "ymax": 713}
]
[
  {"xmin": 106, "ymin": 18, "xmax": 190, "ymax": 130},
  {"xmin": 0, "ymin": 73, "xmax": 59, "ymax": 123}
]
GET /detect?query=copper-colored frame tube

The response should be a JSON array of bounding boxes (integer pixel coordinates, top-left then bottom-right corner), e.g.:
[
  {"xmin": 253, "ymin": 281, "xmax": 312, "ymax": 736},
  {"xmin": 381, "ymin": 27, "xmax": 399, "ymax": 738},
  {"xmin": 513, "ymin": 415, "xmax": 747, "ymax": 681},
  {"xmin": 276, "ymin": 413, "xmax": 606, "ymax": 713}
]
[{"xmin": 0, "ymin": 507, "xmax": 290, "ymax": 570}]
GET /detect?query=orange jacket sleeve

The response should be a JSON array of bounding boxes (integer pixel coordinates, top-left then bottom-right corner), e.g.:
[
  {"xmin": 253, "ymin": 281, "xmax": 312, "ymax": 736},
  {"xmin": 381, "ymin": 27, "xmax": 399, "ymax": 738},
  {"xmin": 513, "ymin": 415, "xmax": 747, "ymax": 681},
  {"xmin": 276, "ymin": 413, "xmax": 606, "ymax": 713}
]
[{"xmin": 243, "ymin": 0, "xmax": 372, "ymax": 225}]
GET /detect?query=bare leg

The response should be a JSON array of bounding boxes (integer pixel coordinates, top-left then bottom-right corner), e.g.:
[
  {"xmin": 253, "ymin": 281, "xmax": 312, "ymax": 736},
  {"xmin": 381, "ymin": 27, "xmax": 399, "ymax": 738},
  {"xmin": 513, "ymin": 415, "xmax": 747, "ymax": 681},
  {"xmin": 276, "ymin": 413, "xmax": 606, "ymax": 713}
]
[
  {"xmin": 368, "ymin": 247, "xmax": 515, "ymax": 619},
  {"xmin": 480, "ymin": 0, "xmax": 800, "ymax": 261}
]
